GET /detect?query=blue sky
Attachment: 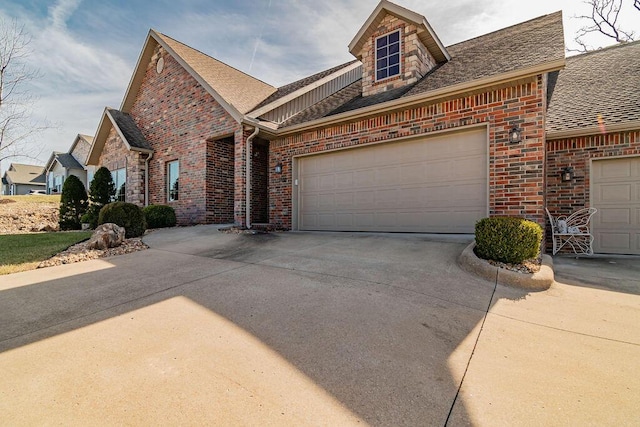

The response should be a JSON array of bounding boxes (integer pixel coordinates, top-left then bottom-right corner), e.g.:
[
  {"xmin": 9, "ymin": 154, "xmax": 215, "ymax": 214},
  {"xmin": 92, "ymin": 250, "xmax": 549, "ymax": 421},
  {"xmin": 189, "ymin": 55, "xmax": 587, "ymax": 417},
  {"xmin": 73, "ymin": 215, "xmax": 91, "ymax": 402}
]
[{"xmin": 1, "ymin": 0, "xmax": 638, "ymax": 171}]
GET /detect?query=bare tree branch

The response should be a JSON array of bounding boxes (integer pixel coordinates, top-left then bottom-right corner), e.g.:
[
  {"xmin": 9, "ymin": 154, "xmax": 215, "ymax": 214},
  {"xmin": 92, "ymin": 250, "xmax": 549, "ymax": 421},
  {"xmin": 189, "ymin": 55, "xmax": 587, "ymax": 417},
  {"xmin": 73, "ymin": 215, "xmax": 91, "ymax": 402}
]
[
  {"xmin": 0, "ymin": 18, "xmax": 47, "ymax": 165},
  {"xmin": 570, "ymin": 0, "xmax": 637, "ymax": 53}
]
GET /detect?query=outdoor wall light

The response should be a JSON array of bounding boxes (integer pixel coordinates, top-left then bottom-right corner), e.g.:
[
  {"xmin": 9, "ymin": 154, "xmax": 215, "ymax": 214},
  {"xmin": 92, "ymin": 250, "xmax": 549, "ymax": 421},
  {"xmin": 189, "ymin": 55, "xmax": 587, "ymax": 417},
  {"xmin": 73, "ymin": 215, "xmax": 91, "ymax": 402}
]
[
  {"xmin": 561, "ymin": 166, "xmax": 574, "ymax": 182},
  {"xmin": 274, "ymin": 163, "xmax": 283, "ymax": 174},
  {"xmin": 508, "ymin": 126, "xmax": 523, "ymax": 144}
]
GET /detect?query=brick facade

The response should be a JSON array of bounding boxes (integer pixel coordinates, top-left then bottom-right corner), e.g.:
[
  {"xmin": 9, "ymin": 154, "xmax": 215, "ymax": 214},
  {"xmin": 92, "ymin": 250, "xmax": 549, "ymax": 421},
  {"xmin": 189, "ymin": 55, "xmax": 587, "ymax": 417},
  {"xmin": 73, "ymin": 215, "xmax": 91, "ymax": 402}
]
[
  {"xmin": 545, "ymin": 130, "xmax": 640, "ymax": 250},
  {"xmin": 103, "ymin": 44, "xmax": 242, "ymax": 225},
  {"xmin": 251, "ymin": 140, "xmax": 269, "ymax": 224},
  {"xmin": 360, "ymin": 13, "xmax": 437, "ymax": 97},
  {"xmin": 270, "ymin": 75, "xmax": 547, "ymax": 230}
]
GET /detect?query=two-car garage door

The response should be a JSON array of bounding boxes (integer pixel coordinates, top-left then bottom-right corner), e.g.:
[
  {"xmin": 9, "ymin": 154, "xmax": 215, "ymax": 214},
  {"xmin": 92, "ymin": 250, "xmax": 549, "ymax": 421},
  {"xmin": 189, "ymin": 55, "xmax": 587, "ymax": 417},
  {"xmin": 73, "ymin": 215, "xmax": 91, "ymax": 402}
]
[{"xmin": 297, "ymin": 128, "xmax": 487, "ymax": 233}]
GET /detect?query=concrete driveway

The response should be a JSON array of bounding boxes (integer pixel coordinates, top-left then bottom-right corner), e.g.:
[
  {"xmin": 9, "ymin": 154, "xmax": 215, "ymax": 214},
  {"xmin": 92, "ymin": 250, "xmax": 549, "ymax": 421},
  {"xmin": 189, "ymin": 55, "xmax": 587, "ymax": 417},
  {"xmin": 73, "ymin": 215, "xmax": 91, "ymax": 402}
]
[{"xmin": 0, "ymin": 226, "xmax": 638, "ymax": 426}]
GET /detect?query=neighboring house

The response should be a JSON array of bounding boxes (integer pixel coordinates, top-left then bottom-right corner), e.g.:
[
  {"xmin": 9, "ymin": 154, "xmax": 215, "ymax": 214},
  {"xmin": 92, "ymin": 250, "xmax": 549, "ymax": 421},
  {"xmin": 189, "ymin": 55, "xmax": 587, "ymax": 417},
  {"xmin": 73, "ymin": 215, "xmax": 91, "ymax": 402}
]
[
  {"xmin": 1, "ymin": 163, "xmax": 46, "ymax": 195},
  {"xmin": 86, "ymin": 0, "xmax": 640, "ymax": 255},
  {"xmin": 44, "ymin": 134, "xmax": 95, "ymax": 194}
]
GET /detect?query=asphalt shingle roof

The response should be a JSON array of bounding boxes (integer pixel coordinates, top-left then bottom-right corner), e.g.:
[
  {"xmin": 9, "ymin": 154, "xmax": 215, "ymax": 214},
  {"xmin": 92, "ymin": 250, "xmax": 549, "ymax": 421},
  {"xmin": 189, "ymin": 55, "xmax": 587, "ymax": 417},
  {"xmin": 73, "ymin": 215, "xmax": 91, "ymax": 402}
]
[
  {"xmin": 108, "ymin": 109, "xmax": 153, "ymax": 151},
  {"xmin": 546, "ymin": 40, "xmax": 640, "ymax": 134},
  {"xmin": 55, "ymin": 153, "xmax": 84, "ymax": 170},
  {"xmin": 279, "ymin": 11, "xmax": 564, "ymax": 128},
  {"xmin": 155, "ymin": 32, "xmax": 277, "ymax": 115},
  {"xmin": 3, "ymin": 164, "xmax": 46, "ymax": 186}
]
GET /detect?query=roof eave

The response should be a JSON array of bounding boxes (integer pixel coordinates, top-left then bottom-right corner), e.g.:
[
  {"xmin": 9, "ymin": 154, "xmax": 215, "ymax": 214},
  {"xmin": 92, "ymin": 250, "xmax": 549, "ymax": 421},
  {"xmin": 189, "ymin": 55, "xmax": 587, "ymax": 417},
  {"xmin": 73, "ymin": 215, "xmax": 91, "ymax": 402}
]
[
  {"xmin": 546, "ymin": 120, "xmax": 640, "ymax": 140},
  {"xmin": 86, "ymin": 108, "xmax": 112, "ymax": 166},
  {"xmin": 276, "ymin": 58, "xmax": 566, "ymax": 136}
]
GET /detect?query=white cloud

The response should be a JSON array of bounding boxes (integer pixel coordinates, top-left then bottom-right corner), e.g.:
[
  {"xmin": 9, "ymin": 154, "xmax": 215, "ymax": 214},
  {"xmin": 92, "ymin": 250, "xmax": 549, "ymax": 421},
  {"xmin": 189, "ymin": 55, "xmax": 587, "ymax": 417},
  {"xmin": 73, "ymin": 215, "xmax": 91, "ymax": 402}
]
[{"xmin": 48, "ymin": 0, "xmax": 82, "ymax": 29}]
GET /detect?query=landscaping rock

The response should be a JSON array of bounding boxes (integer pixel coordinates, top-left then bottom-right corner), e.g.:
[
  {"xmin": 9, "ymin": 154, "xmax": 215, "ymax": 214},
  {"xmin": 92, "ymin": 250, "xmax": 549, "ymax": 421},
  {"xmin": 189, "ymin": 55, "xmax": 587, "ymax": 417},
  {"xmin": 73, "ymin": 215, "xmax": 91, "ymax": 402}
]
[
  {"xmin": 37, "ymin": 237, "xmax": 148, "ymax": 268},
  {"xmin": 0, "ymin": 201, "xmax": 59, "ymax": 234},
  {"xmin": 87, "ymin": 223, "xmax": 125, "ymax": 250}
]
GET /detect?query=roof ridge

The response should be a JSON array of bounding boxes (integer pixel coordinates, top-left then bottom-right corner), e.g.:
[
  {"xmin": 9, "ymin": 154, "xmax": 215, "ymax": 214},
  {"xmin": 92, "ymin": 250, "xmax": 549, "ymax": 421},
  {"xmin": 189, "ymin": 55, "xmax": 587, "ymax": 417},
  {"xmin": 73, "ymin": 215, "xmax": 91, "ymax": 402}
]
[
  {"xmin": 153, "ymin": 30, "xmax": 275, "ymax": 89},
  {"xmin": 446, "ymin": 11, "xmax": 562, "ymax": 49}
]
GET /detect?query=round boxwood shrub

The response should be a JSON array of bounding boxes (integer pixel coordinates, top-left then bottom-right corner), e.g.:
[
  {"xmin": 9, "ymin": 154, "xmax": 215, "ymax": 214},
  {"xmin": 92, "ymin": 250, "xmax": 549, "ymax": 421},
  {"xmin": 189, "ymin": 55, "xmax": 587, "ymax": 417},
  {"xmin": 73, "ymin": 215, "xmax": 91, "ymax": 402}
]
[
  {"xmin": 59, "ymin": 175, "xmax": 88, "ymax": 230},
  {"xmin": 143, "ymin": 204, "xmax": 177, "ymax": 229},
  {"xmin": 475, "ymin": 217, "xmax": 543, "ymax": 264},
  {"xmin": 98, "ymin": 201, "xmax": 146, "ymax": 238}
]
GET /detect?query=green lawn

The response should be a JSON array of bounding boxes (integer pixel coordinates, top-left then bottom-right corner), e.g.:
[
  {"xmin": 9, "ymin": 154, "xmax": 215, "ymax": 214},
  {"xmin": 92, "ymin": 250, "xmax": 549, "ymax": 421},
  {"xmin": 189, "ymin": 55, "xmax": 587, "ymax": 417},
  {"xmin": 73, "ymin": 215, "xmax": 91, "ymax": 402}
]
[{"xmin": 0, "ymin": 232, "xmax": 92, "ymax": 275}]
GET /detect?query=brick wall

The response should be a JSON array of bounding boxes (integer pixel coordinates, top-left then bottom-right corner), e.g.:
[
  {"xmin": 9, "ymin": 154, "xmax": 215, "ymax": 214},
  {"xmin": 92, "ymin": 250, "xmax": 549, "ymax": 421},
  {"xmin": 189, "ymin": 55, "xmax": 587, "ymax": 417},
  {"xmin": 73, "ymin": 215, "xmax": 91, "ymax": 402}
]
[
  {"xmin": 251, "ymin": 140, "xmax": 269, "ymax": 224},
  {"xmin": 360, "ymin": 13, "xmax": 437, "ymax": 97},
  {"xmin": 270, "ymin": 75, "xmax": 547, "ymax": 230},
  {"xmin": 545, "ymin": 130, "xmax": 640, "ymax": 250},
  {"xmin": 97, "ymin": 127, "xmax": 146, "ymax": 206},
  {"xmin": 128, "ymin": 44, "xmax": 240, "ymax": 225},
  {"xmin": 206, "ymin": 136, "xmax": 235, "ymax": 223}
]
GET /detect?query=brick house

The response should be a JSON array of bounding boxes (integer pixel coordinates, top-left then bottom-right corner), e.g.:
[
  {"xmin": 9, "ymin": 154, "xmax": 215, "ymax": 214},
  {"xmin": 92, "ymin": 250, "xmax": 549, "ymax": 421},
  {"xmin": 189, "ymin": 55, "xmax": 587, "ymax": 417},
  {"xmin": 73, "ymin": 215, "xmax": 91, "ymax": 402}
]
[{"xmin": 86, "ymin": 0, "xmax": 640, "ymax": 255}]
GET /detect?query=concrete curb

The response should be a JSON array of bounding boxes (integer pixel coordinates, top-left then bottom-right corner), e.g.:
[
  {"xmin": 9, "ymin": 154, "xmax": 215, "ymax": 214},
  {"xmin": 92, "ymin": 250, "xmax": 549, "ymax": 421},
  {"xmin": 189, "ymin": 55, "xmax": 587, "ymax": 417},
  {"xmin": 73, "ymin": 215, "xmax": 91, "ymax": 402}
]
[{"xmin": 458, "ymin": 242, "xmax": 554, "ymax": 291}]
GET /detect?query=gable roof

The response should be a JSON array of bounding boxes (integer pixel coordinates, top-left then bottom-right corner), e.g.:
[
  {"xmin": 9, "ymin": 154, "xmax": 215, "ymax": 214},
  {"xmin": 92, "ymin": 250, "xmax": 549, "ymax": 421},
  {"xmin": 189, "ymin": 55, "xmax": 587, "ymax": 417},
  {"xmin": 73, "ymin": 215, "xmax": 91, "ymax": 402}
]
[
  {"xmin": 277, "ymin": 11, "xmax": 565, "ymax": 131},
  {"xmin": 86, "ymin": 108, "xmax": 152, "ymax": 165},
  {"xmin": 121, "ymin": 30, "xmax": 277, "ymax": 121},
  {"xmin": 546, "ymin": 40, "xmax": 640, "ymax": 138},
  {"xmin": 54, "ymin": 153, "xmax": 84, "ymax": 170},
  {"xmin": 69, "ymin": 134, "xmax": 93, "ymax": 156},
  {"xmin": 3, "ymin": 163, "xmax": 46, "ymax": 186},
  {"xmin": 348, "ymin": 0, "xmax": 449, "ymax": 63}
]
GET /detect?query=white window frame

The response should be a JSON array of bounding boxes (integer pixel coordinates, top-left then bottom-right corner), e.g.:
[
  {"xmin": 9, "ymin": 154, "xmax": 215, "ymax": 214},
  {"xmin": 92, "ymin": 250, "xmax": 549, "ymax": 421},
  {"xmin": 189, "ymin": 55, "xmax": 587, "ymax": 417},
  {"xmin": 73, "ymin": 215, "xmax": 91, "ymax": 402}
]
[{"xmin": 167, "ymin": 160, "xmax": 179, "ymax": 202}]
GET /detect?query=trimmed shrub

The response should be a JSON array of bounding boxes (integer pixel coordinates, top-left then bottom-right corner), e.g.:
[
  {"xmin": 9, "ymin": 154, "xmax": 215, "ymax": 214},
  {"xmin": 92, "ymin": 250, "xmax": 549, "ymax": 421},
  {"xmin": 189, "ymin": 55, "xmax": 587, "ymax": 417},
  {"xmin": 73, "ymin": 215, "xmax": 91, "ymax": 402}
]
[
  {"xmin": 475, "ymin": 217, "xmax": 543, "ymax": 264},
  {"xmin": 85, "ymin": 167, "xmax": 116, "ymax": 228},
  {"xmin": 59, "ymin": 175, "xmax": 88, "ymax": 230},
  {"xmin": 98, "ymin": 202, "xmax": 146, "ymax": 238},
  {"xmin": 143, "ymin": 205, "xmax": 177, "ymax": 229}
]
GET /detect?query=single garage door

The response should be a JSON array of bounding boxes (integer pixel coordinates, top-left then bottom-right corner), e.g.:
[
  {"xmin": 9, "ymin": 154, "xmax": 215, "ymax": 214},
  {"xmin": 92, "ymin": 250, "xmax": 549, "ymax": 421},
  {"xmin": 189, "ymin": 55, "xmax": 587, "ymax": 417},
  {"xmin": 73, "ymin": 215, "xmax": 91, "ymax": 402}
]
[
  {"xmin": 591, "ymin": 156, "xmax": 640, "ymax": 255},
  {"xmin": 298, "ymin": 128, "xmax": 487, "ymax": 233}
]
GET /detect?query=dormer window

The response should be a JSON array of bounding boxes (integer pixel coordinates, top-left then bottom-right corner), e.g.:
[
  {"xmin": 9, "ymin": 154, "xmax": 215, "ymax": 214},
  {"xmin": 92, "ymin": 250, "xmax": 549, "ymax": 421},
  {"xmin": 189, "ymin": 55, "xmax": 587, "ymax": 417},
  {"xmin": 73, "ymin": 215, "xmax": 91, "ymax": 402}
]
[{"xmin": 375, "ymin": 30, "xmax": 401, "ymax": 81}]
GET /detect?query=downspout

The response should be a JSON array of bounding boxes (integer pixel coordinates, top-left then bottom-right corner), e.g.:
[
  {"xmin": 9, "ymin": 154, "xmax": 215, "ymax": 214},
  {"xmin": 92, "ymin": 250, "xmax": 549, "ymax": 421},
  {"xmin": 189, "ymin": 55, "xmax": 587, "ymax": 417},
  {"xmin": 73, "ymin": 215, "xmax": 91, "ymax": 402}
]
[
  {"xmin": 145, "ymin": 152, "xmax": 153, "ymax": 206},
  {"xmin": 245, "ymin": 126, "xmax": 260, "ymax": 229}
]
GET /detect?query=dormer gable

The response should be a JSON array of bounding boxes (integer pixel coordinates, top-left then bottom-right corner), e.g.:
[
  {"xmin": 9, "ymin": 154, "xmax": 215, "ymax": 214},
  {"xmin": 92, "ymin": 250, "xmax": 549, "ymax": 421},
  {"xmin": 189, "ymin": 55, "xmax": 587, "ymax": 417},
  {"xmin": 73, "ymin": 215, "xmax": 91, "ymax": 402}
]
[{"xmin": 349, "ymin": 0, "xmax": 449, "ymax": 97}]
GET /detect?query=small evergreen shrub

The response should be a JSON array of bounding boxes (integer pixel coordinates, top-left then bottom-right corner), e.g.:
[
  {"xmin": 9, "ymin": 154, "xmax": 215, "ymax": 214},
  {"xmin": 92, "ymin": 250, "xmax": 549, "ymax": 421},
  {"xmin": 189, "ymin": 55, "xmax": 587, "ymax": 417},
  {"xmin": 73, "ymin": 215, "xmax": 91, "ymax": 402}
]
[
  {"xmin": 59, "ymin": 175, "xmax": 88, "ymax": 230},
  {"xmin": 85, "ymin": 167, "xmax": 116, "ymax": 228},
  {"xmin": 143, "ymin": 205, "xmax": 177, "ymax": 228},
  {"xmin": 475, "ymin": 217, "xmax": 543, "ymax": 264},
  {"xmin": 98, "ymin": 202, "xmax": 146, "ymax": 238}
]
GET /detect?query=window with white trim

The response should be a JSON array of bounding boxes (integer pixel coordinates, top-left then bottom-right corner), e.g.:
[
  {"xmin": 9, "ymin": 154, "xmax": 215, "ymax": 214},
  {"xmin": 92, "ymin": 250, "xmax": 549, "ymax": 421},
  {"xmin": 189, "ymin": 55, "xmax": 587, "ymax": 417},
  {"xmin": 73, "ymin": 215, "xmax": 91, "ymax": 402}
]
[
  {"xmin": 375, "ymin": 30, "xmax": 401, "ymax": 81},
  {"xmin": 167, "ymin": 160, "xmax": 179, "ymax": 202}
]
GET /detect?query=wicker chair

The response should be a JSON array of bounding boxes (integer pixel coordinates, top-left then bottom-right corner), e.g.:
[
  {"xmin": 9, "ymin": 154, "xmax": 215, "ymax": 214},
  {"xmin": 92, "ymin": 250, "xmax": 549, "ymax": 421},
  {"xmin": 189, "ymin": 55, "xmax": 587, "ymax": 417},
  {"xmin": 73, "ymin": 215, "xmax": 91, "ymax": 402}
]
[{"xmin": 546, "ymin": 207, "xmax": 597, "ymax": 255}]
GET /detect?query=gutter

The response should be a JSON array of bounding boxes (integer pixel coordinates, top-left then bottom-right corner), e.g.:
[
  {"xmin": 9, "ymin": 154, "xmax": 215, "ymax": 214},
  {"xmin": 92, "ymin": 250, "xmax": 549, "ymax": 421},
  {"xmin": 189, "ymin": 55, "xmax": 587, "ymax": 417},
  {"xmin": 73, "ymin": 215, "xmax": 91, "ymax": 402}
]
[
  {"xmin": 144, "ymin": 152, "xmax": 153, "ymax": 206},
  {"xmin": 245, "ymin": 126, "xmax": 260, "ymax": 229},
  {"xmin": 546, "ymin": 120, "xmax": 640, "ymax": 140}
]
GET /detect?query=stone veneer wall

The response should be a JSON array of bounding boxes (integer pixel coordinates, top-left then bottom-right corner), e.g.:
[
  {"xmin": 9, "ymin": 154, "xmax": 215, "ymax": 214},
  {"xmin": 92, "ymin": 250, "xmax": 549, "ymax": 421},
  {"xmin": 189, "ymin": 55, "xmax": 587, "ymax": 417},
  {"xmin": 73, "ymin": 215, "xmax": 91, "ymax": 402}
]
[
  {"xmin": 270, "ymin": 75, "xmax": 547, "ymax": 230},
  {"xmin": 128, "ymin": 44, "xmax": 241, "ymax": 225},
  {"xmin": 360, "ymin": 13, "xmax": 438, "ymax": 97},
  {"xmin": 97, "ymin": 127, "xmax": 146, "ymax": 206}
]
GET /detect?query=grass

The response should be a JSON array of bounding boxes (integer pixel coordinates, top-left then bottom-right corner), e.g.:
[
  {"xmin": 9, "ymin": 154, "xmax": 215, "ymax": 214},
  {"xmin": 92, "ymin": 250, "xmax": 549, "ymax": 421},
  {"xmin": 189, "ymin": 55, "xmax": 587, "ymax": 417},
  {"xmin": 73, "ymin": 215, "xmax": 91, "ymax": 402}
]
[{"xmin": 0, "ymin": 231, "xmax": 92, "ymax": 275}]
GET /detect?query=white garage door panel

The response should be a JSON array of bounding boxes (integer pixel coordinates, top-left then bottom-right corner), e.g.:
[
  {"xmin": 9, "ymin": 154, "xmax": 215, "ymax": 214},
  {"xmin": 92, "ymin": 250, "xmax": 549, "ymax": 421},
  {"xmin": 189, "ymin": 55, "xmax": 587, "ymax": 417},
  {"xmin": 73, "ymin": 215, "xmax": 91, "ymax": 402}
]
[
  {"xmin": 298, "ymin": 129, "xmax": 487, "ymax": 233},
  {"xmin": 592, "ymin": 157, "xmax": 640, "ymax": 255}
]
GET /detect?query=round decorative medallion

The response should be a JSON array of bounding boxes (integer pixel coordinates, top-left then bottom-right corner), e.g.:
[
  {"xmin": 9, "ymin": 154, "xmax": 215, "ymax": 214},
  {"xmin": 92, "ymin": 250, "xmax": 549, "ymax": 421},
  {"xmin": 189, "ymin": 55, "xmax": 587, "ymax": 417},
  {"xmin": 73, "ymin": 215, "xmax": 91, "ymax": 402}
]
[{"xmin": 156, "ymin": 57, "xmax": 164, "ymax": 74}]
